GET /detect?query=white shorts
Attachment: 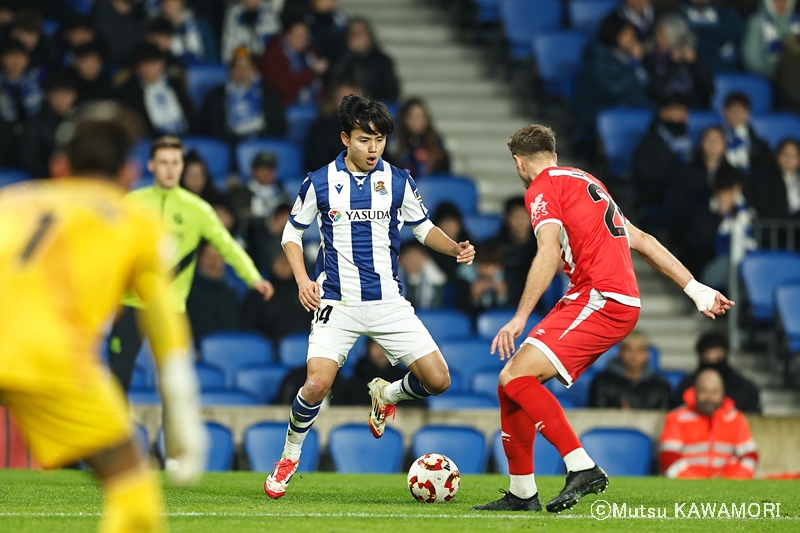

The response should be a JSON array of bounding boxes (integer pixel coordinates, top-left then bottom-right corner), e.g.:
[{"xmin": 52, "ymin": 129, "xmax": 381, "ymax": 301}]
[{"xmin": 308, "ymin": 298, "xmax": 439, "ymax": 368}]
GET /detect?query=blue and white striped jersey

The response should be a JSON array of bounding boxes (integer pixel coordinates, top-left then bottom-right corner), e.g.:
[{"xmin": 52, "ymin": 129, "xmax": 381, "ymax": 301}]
[{"xmin": 288, "ymin": 152, "xmax": 430, "ymax": 303}]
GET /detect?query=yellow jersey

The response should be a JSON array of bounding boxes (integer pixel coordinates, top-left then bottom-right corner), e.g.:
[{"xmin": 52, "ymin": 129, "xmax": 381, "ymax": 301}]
[{"xmin": 0, "ymin": 178, "xmax": 189, "ymax": 391}]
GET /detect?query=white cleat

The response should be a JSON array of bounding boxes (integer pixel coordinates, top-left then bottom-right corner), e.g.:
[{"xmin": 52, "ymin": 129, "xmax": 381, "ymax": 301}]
[
  {"xmin": 367, "ymin": 378, "xmax": 396, "ymax": 439},
  {"xmin": 264, "ymin": 456, "xmax": 299, "ymax": 499}
]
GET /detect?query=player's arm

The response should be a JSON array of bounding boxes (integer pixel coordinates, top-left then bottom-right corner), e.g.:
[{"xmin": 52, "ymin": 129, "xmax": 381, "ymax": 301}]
[
  {"xmin": 422, "ymin": 226, "xmax": 475, "ymax": 265},
  {"xmin": 281, "ymin": 177, "xmax": 321, "ymax": 312},
  {"xmin": 199, "ymin": 201, "xmax": 274, "ymax": 300},
  {"xmin": 492, "ymin": 222, "xmax": 562, "ymax": 360},
  {"xmin": 627, "ymin": 222, "xmax": 734, "ymax": 319}
]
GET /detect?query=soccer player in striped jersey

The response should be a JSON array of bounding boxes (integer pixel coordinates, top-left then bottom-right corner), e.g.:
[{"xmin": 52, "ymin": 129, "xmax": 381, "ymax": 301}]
[{"xmin": 265, "ymin": 94, "xmax": 475, "ymax": 498}]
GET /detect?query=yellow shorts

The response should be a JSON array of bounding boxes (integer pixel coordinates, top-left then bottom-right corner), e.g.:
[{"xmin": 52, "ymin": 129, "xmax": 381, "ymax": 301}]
[{"xmin": 0, "ymin": 362, "xmax": 132, "ymax": 469}]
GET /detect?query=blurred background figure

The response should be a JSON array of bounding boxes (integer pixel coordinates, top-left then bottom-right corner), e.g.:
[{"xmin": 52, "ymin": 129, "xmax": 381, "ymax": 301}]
[
  {"xmin": 750, "ymin": 138, "xmax": 800, "ymax": 220},
  {"xmin": 54, "ymin": 17, "xmax": 104, "ymax": 69},
  {"xmin": 431, "ymin": 202, "xmax": 471, "ymax": 283},
  {"xmin": 221, "ymin": 0, "xmax": 283, "ymax": 63},
  {"xmin": 681, "ymin": 0, "xmax": 744, "ymax": 73},
  {"xmin": 398, "ymin": 240, "xmax": 447, "ymax": 310},
  {"xmin": 91, "ymin": 0, "xmax": 147, "ymax": 66},
  {"xmin": 455, "ymin": 239, "xmax": 509, "ymax": 318},
  {"xmin": 70, "ymin": 41, "xmax": 113, "ymax": 104},
  {"xmin": 306, "ymin": 0, "xmax": 348, "ymax": 65},
  {"xmin": 392, "ymin": 97, "xmax": 451, "ymax": 178},
  {"xmin": 6, "ymin": 8, "xmax": 53, "ymax": 68},
  {"xmin": 186, "ymin": 243, "xmax": 241, "ymax": 348},
  {"xmin": 0, "ymin": 38, "xmax": 44, "ymax": 130},
  {"xmin": 303, "ymin": 77, "xmax": 361, "ymax": 172},
  {"xmin": 180, "ymin": 149, "xmax": 229, "ymax": 206},
  {"xmin": 721, "ymin": 92, "xmax": 772, "ymax": 175},
  {"xmin": 330, "ymin": 17, "xmax": 398, "ymax": 103},
  {"xmin": 228, "ymin": 150, "xmax": 289, "ymax": 223},
  {"xmin": 743, "ymin": 0, "xmax": 800, "ymax": 79},
  {"xmin": 498, "ymin": 196, "xmax": 536, "ymax": 306},
  {"xmin": 158, "ymin": 0, "xmax": 218, "ymax": 65},
  {"xmin": 618, "ymin": 0, "xmax": 655, "ymax": 45}
]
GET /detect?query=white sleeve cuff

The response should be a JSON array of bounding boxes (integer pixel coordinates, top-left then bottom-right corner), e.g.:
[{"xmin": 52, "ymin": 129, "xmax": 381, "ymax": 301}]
[
  {"xmin": 412, "ymin": 219, "xmax": 435, "ymax": 244},
  {"xmin": 281, "ymin": 221, "xmax": 305, "ymax": 250}
]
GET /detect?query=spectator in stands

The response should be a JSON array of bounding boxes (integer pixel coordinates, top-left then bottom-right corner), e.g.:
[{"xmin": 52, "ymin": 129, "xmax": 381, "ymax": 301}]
[
  {"xmin": 6, "ymin": 8, "xmax": 52, "ymax": 68},
  {"xmin": 742, "ymin": 0, "xmax": 800, "ymax": 78},
  {"xmin": 221, "ymin": 0, "xmax": 283, "ymax": 64},
  {"xmin": 675, "ymin": 332, "xmax": 762, "ymax": 413},
  {"xmin": 631, "ymin": 96, "xmax": 692, "ymax": 237},
  {"xmin": 304, "ymin": 77, "xmax": 361, "ymax": 172},
  {"xmin": 186, "ymin": 242, "xmax": 241, "ymax": 348},
  {"xmin": 431, "ymin": 202, "xmax": 471, "ymax": 283},
  {"xmin": 92, "ymin": 0, "xmax": 147, "ymax": 66},
  {"xmin": 574, "ymin": 13, "xmax": 650, "ymax": 147},
  {"xmin": 659, "ymin": 368, "xmax": 758, "ymax": 478},
  {"xmin": 681, "ymin": 0, "xmax": 745, "ymax": 73},
  {"xmin": 330, "ymin": 17, "xmax": 399, "ymax": 103},
  {"xmin": 0, "ymin": 38, "xmax": 44, "ymax": 129},
  {"xmin": 179, "ymin": 149, "xmax": 229, "ymax": 206},
  {"xmin": 144, "ymin": 17, "xmax": 188, "ymax": 81},
  {"xmin": 776, "ymin": 33, "xmax": 800, "ymax": 114},
  {"xmin": 645, "ymin": 14, "xmax": 714, "ymax": 108},
  {"xmin": 203, "ymin": 46, "xmax": 286, "ymax": 145},
  {"xmin": 19, "ymin": 72, "xmax": 77, "ymax": 178},
  {"xmin": 229, "ymin": 150, "xmax": 290, "ymax": 225},
  {"xmin": 398, "ymin": 240, "xmax": 447, "ymax": 310},
  {"xmin": 245, "ymin": 202, "xmax": 293, "ymax": 274},
  {"xmin": 70, "ymin": 41, "xmax": 113, "ymax": 104},
  {"xmin": 158, "ymin": 0, "xmax": 219, "ymax": 65},
  {"xmin": 393, "ymin": 97, "xmax": 451, "ymax": 178},
  {"xmin": 455, "ymin": 239, "xmax": 509, "ymax": 317},
  {"xmin": 750, "ymin": 138, "xmax": 800, "ymax": 219},
  {"xmin": 259, "ymin": 15, "xmax": 328, "ymax": 106},
  {"xmin": 589, "ymin": 331, "xmax": 671, "ymax": 409},
  {"xmin": 117, "ymin": 43, "xmax": 196, "ymax": 137},
  {"xmin": 53, "ymin": 17, "xmax": 103, "ymax": 69},
  {"xmin": 498, "ymin": 196, "xmax": 536, "ymax": 306},
  {"xmin": 307, "ymin": 0, "xmax": 348, "ymax": 64},
  {"xmin": 242, "ymin": 253, "xmax": 310, "ymax": 343},
  {"xmin": 722, "ymin": 92, "xmax": 772, "ymax": 175},
  {"xmin": 620, "ymin": 0, "xmax": 656, "ymax": 45}
]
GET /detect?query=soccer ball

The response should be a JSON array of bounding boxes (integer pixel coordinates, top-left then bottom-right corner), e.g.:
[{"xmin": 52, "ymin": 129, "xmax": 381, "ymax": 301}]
[{"xmin": 407, "ymin": 453, "xmax": 461, "ymax": 503}]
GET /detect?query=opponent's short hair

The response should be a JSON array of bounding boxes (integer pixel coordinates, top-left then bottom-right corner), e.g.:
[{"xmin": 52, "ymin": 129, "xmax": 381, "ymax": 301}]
[
  {"xmin": 149, "ymin": 136, "xmax": 184, "ymax": 160},
  {"xmin": 508, "ymin": 125, "xmax": 556, "ymax": 157},
  {"xmin": 338, "ymin": 94, "xmax": 394, "ymax": 136}
]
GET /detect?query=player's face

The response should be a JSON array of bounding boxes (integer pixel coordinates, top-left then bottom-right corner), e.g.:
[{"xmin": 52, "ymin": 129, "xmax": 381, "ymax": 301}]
[
  {"xmin": 342, "ymin": 126, "xmax": 386, "ymax": 172},
  {"xmin": 149, "ymin": 148, "xmax": 184, "ymax": 190}
]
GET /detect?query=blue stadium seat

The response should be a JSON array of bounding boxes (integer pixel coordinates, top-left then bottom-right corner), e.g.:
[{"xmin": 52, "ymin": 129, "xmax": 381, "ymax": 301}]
[
  {"xmin": 471, "ymin": 370, "xmax": 500, "ymax": 400},
  {"xmin": 750, "ymin": 114, "xmax": 800, "ymax": 150},
  {"xmin": 278, "ymin": 333, "xmax": 309, "ymax": 368},
  {"xmin": 286, "ymin": 103, "xmax": 318, "ymax": 145},
  {"xmin": 158, "ymin": 421, "xmax": 235, "ymax": 471},
  {"xmin": 569, "ymin": 0, "xmax": 618, "ymax": 37},
  {"xmin": 200, "ymin": 331, "xmax": 274, "ymax": 386},
  {"xmin": 130, "ymin": 139, "xmax": 153, "ymax": 180},
  {"xmin": 195, "ymin": 362, "xmax": 227, "ymax": 392},
  {"xmin": 135, "ymin": 423, "xmax": 149, "ymax": 455},
  {"xmin": 475, "ymin": 309, "xmax": 544, "ymax": 341},
  {"xmin": 532, "ymin": 31, "xmax": 588, "ymax": 100},
  {"xmin": 427, "ymin": 393, "xmax": 497, "ymax": 410},
  {"xmin": 186, "ymin": 63, "xmax": 228, "ymax": 111},
  {"xmin": 687, "ymin": 111, "xmax": 722, "ymax": 144},
  {"xmin": 597, "ymin": 108, "xmax": 654, "ymax": 177},
  {"xmin": 236, "ymin": 139, "xmax": 303, "ymax": 181},
  {"xmin": 416, "ymin": 309, "xmax": 472, "ymax": 343},
  {"xmin": 492, "ymin": 429, "xmax": 564, "ymax": 475},
  {"xmin": 475, "ymin": 0, "xmax": 501, "ymax": 23},
  {"xmin": 339, "ymin": 336, "xmax": 368, "ymax": 379},
  {"xmin": 243, "ymin": 422, "xmax": 319, "ymax": 472},
  {"xmin": 416, "ymin": 176, "xmax": 478, "ymax": 216},
  {"xmin": 42, "ymin": 19, "xmax": 60, "ymax": 36},
  {"xmin": 580, "ymin": 428, "xmax": 653, "ymax": 476},
  {"xmin": 128, "ymin": 390, "xmax": 161, "ymax": 405},
  {"xmin": 659, "ymin": 369, "xmax": 688, "ymax": 396},
  {"xmin": 181, "ymin": 136, "xmax": 231, "ymax": 185},
  {"xmin": 234, "ymin": 365, "xmax": 291, "ymax": 404},
  {"xmin": 463, "ymin": 213, "xmax": 504, "ymax": 243},
  {"xmin": 412, "ymin": 426, "xmax": 488, "ymax": 474},
  {"xmin": 223, "ymin": 265, "xmax": 250, "ymax": 304},
  {"xmin": 711, "ymin": 73, "xmax": 772, "ymax": 115},
  {"xmin": 740, "ymin": 251, "xmax": 800, "ymax": 321},
  {"xmin": 437, "ymin": 339, "xmax": 500, "ymax": 384},
  {"xmin": 447, "ymin": 370, "xmax": 466, "ymax": 393},
  {"xmin": 200, "ymin": 390, "xmax": 259, "ymax": 406},
  {"xmin": 500, "ymin": 0, "xmax": 562, "ymax": 60},
  {"xmin": 132, "ymin": 342, "xmax": 156, "ymax": 388},
  {"xmin": 0, "ymin": 168, "xmax": 31, "ymax": 187},
  {"xmin": 328, "ymin": 424, "xmax": 404, "ymax": 473},
  {"xmin": 383, "ymin": 101, "xmax": 399, "ymax": 123},
  {"xmin": 775, "ymin": 284, "xmax": 800, "ymax": 353},
  {"xmin": 130, "ymin": 366, "xmax": 154, "ymax": 391},
  {"xmin": 545, "ymin": 376, "xmax": 591, "ymax": 407}
]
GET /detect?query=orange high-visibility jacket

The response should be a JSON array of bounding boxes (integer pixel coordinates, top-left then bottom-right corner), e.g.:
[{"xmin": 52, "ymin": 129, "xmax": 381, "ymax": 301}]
[{"xmin": 659, "ymin": 387, "xmax": 758, "ymax": 479}]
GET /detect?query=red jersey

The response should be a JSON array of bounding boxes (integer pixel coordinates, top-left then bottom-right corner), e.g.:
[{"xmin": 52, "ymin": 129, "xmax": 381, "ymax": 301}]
[{"xmin": 525, "ymin": 166, "xmax": 640, "ymax": 307}]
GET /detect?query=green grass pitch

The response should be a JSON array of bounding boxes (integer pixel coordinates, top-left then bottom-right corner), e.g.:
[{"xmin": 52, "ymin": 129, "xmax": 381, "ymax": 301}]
[{"xmin": 0, "ymin": 470, "xmax": 798, "ymax": 532}]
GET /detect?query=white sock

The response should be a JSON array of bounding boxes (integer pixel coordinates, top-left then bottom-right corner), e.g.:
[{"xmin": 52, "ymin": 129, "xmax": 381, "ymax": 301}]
[
  {"xmin": 382, "ymin": 379, "xmax": 410, "ymax": 404},
  {"xmin": 509, "ymin": 474, "xmax": 537, "ymax": 499},
  {"xmin": 563, "ymin": 447, "xmax": 595, "ymax": 472}
]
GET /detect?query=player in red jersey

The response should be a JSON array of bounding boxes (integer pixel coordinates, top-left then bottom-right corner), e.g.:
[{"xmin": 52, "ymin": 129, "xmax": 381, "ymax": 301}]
[{"xmin": 473, "ymin": 125, "xmax": 733, "ymax": 513}]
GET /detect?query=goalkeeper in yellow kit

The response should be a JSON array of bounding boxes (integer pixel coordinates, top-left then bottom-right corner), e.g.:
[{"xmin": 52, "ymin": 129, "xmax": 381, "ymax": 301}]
[{"xmin": 0, "ymin": 102, "xmax": 206, "ymax": 532}]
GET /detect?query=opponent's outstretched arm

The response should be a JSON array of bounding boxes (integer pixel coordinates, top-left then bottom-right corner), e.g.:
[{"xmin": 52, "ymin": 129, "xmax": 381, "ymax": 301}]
[{"xmin": 627, "ymin": 223, "xmax": 734, "ymax": 319}]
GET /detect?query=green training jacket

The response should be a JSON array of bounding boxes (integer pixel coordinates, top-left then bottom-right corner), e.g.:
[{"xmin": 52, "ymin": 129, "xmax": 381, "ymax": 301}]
[{"xmin": 121, "ymin": 185, "xmax": 261, "ymax": 312}]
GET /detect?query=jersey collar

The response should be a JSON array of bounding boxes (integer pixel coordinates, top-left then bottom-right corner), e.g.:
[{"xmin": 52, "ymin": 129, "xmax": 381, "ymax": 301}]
[{"xmin": 334, "ymin": 150, "xmax": 385, "ymax": 176}]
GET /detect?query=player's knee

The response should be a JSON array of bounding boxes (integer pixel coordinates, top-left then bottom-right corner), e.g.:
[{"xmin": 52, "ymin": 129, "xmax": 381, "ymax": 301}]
[
  {"xmin": 423, "ymin": 369, "xmax": 450, "ymax": 396},
  {"xmin": 302, "ymin": 376, "xmax": 333, "ymax": 404}
]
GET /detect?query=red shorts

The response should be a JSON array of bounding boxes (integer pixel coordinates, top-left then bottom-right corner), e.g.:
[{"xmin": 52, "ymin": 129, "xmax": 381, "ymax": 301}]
[{"xmin": 523, "ymin": 288, "xmax": 640, "ymax": 386}]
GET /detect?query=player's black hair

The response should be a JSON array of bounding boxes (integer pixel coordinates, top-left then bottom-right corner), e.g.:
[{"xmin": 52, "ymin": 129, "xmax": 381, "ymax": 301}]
[
  {"xmin": 695, "ymin": 331, "xmax": 729, "ymax": 357},
  {"xmin": 724, "ymin": 91, "xmax": 751, "ymax": 110},
  {"xmin": 712, "ymin": 166, "xmax": 741, "ymax": 192},
  {"xmin": 338, "ymin": 94, "xmax": 394, "ymax": 136},
  {"xmin": 504, "ymin": 196, "xmax": 526, "ymax": 215}
]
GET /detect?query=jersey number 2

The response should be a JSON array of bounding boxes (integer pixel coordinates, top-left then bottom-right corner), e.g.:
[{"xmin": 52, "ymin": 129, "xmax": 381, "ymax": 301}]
[{"xmin": 587, "ymin": 183, "xmax": 627, "ymax": 238}]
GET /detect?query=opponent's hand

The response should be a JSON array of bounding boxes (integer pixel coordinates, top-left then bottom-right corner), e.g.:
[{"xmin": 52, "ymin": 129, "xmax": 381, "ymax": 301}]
[
  {"xmin": 455, "ymin": 240, "xmax": 475, "ymax": 265},
  {"xmin": 159, "ymin": 356, "xmax": 207, "ymax": 485},
  {"xmin": 252, "ymin": 279, "xmax": 275, "ymax": 301},
  {"xmin": 683, "ymin": 278, "xmax": 735, "ymax": 319},
  {"xmin": 298, "ymin": 279, "xmax": 321, "ymax": 312},
  {"xmin": 491, "ymin": 315, "xmax": 527, "ymax": 361}
]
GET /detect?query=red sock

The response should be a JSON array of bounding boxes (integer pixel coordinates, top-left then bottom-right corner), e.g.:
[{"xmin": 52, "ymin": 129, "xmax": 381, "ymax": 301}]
[
  {"xmin": 503, "ymin": 376, "xmax": 582, "ymax": 458},
  {"xmin": 498, "ymin": 385, "xmax": 536, "ymax": 475}
]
